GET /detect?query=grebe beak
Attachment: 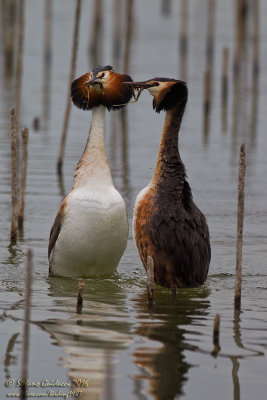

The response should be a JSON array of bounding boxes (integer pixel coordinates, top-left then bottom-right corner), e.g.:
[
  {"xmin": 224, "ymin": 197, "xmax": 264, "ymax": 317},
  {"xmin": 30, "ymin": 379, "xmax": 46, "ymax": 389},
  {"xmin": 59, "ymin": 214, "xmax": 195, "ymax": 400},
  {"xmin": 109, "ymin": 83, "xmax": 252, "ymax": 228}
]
[
  {"xmin": 124, "ymin": 81, "xmax": 155, "ymax": 89},
  {"xmin": 86, "ymin": 75, "xmax": 104, "ymax": 89}
]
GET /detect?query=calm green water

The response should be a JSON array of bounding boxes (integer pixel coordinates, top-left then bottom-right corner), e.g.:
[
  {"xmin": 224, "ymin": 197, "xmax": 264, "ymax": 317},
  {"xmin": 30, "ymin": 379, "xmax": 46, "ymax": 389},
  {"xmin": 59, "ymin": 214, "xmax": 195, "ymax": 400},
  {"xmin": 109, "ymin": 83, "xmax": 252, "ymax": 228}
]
[{"xmin": 1, "ymin": 1, "xmax": 267, "ymax": 399}]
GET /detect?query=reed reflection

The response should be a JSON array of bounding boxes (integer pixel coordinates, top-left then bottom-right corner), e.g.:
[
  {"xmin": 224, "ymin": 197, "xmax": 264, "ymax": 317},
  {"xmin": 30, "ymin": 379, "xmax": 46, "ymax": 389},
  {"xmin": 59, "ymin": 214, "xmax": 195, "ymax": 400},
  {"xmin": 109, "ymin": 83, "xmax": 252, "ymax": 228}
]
[
  {"xmin": 42, "ymin": 276, "xmax": 132, "ymax": 399},
  {"xmin": 250, "ymin": 0, "xmax": 260, "ymax": 145},
  {"xmin": 231, "ymin": 0, "xmax": 249, "ymax": 157},
  {"xmin": 4, "ymin": 332, "xmax": 19, "ymax": 381},
  {"xmin": 132, "ymin": 287, "xmax": 210, "ymax": 400},
  {"xmin": 42, "ymin": 0, "xmax": 52, "ymax": 126},
  {"xmin": 202, "ymin": 0, "xmax": 216, "ymax": 145}
]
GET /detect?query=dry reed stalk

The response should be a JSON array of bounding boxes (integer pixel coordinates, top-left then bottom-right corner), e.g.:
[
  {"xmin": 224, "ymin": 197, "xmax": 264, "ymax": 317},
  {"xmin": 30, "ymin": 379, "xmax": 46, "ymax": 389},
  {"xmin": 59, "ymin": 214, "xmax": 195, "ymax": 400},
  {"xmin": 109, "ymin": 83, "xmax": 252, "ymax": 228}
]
[
  {"xmin": 221, "ymin": 47, "xmax": 229, "ymax": 132},
  {"xmin": 15, "ymin": 0, "xmax": 25, "ymax": 131},
  {"xmin": 89, "ymin": 0, "xmax": 103, "ymax": 66},
  {"xmin": 213, "ymin": 314, "xmax": 220, "ymax": 346},
  {"xmin": 123, "ymin": 0, "xmax": 134, "ymax": 75},
  {"xmin": 206, "ymin": 0, "xmax": 216, "ymax": 70},
  {"xmin": 42, "ymin": 0, "xmax": 52, "ymax": 123},
  {"xmin": 161, "ymin": 0, "xmax": 171, "ymax": 16},
  {"xmin": 252, "ymin": 0, "xmax": 259, "ymax": 79},
  {"xmin": 57, "ymin": 0, "xmax": 82, "ymax": 174},
  {"xmin": 10, "ymin": 107, "xmax": 18, "ymax": 244},
  {"xmin": 234, "ymin": 143, "xmax": 246, "ymax": 310},
  {"xmin": 20, "ymin": 249, "xmax": 33, "ymax": 399},
  {"xmin": 18, "ymin": 128, "xmax": 29, "ymax": 229},
  {"xmin": 250, "ymin": 0, "xmax": 260, "ymax": 141},
  {"xmin": 203, "ymin": 69, "xmax": 211, "ymax": 142},
  {"xmin": 179, "ymin": 0, "xmax": 189, "ymax": 81},
  {"xmin": 112, "ymin": 0, "xmax": 122, "ymax": 69},
  {"xmin": 3, "ymin": 0, "xmax": 16, "ymax": 77}
]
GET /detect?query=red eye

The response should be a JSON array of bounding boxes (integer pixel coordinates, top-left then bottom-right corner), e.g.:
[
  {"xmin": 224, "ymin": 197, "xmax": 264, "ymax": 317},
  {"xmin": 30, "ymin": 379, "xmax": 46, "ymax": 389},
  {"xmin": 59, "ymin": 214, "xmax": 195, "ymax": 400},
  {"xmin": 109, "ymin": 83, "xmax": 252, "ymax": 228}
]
[
  {"xmin": 101, "ymin": 73, "xmax": 105, "ymax": 78},
  {"xmin": 154, "ymin": 82, "xmax": 159, "ymax": 86}
]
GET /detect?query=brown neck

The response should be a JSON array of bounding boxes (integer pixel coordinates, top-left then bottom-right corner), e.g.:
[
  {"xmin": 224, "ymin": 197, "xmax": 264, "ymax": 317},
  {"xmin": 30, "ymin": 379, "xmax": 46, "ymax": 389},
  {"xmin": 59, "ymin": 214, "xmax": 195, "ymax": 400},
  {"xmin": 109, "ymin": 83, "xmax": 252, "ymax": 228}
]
[{"xmin": 151, "ymin": 101, "xmax": 187, "ymax": 196}]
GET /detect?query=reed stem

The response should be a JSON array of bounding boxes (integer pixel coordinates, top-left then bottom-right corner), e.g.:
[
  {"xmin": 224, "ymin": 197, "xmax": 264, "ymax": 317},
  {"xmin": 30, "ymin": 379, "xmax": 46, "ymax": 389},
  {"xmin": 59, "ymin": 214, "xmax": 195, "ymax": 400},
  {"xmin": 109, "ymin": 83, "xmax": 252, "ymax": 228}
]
[
  {"xmin": 123, "ymin": 0, "xmax": 134, "ymax": 75},
  {"xmin": 57, "ymin": 0, "xmax": 81, "ymax": 174},
  {"xmin": 234, "ymin": 143, "xmax": 246, "ymax": 310},
  {"xmin": 221, "ymin": 47, "xmax": 229, "ymax": 132},
  {"xmin": 18, "ymin": 128, "xmax": 29, "ymax": 229},
  {"xmin": 89, "ymin": 0, "xmax": 103, "ymax": 66},
  {"xmin": 10, "ymin": 107, "xmax": 18, "ymax": 244},
  {"xmin": 15, "ymin": 0, "xmax": 25, "ymax": 131}
]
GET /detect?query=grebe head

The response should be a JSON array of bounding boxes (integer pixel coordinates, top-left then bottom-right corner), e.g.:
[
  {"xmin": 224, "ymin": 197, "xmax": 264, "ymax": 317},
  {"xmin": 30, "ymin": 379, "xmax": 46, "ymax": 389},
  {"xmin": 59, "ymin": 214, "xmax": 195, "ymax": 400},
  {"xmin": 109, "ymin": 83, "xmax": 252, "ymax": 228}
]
[
  {"xmin": 71, "ymin": 65, "xmax": 133, "ymax": 111},
  {"xmin": 125, "ymin": 78, "xmax": 188, "ymax": 113}
]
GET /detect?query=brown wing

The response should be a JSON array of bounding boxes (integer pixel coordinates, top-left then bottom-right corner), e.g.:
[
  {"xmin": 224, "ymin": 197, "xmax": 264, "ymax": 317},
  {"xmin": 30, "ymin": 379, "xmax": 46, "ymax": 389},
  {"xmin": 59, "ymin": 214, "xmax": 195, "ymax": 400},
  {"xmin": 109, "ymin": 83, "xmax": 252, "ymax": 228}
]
[
  {"xmin": 134, "ymin": 186, "xmax": 210, "ymax": 288},
  {"xmin": 48, "ymin": 200, "xmax": 67, "ymax": 268}
]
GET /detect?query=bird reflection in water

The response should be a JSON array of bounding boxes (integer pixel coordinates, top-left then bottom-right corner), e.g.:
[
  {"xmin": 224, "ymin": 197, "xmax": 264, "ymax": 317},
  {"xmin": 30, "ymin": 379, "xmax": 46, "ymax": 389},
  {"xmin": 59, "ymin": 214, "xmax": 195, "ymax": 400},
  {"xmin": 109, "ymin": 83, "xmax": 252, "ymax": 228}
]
[{"xmin": 132, "ymin": 287, "xmax": 210, "ymax": 399}]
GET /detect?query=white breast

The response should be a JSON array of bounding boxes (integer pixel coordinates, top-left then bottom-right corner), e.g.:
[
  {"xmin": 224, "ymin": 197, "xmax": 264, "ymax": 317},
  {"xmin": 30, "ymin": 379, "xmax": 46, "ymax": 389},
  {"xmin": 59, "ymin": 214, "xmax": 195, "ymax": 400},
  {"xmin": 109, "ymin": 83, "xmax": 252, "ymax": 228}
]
[{"xmin": 50, "ymin": 185, "xmax": 128, "ymax": 277}]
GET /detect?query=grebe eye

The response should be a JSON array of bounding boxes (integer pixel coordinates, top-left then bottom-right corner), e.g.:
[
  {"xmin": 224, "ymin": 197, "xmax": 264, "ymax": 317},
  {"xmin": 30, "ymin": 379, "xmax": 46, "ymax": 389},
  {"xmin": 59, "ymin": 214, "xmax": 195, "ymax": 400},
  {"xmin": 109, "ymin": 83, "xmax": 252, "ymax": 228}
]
[
  {"xmin": 154, "ymin": 82, "xmax": 160, "ymax": 87},
  {"xmin": 100, "ymin": 72, "xmax": 105, "ymax": 78}
]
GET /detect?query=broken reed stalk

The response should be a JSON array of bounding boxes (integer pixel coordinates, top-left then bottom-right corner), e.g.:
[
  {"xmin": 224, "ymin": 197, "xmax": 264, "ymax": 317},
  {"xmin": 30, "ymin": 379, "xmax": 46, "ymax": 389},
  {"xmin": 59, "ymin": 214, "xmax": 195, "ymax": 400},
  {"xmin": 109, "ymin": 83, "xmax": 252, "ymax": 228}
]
[
  {"xmin": 57, "ymin": 0, "xmax": 81, "ymax": 175},
  {"xmin": 203, "ymin": 0, "xmax": 215, "ymax": 143},
  {"xmin": 211, "ymin": 313, "xmax": 221, "ymax": 356},
  {"xmin": 3, "ymin": 0, "xmax": 16, "ymax": 77},
  {"xmin": 203, "ymin": 69, "xmax": 211, "ymax": 142},
  {"xmin": 42, "ymin": 0, "xmax": 52, "ymax": 123},
  {"xmin": 89, "ymin": 0, "xmax": 103, "ymax": 66},
  {"xmin": 179, "ymin": 0, "xmax": 189, "ymax": 81},
  {"xmin": 213, "ymin": 314, "xmax": 220, "ymax": 346},
  {"xmin": 234, "ymin": 143, "xmax": 246, "ymax": 310},
  {"xmin": 233, "ymin": 0, "xmax": 248, "ymax": 77},
  {"xmin": 20, "ymin": 249, "xmax": 33, "ymax": 399},
  {"xmin": 10, "ymin": 107, "xmax": 18, "ymax": 244},
  {"xmin": 123, "ymin": 0, "xmax": 134, "ymax": 75},
  {"xmin": 146, "ymin": 256, "xmax": 154, "ymax": 304},
  {"xmin": 250, "ymin": 0, "xmax": 260, "ymax": 140},
  {"xmin": 206, "ymin": 0, "xmax": 216, "ymax": 70},
  {"xmin": 112, "ymin": 0, "xmax": 122, "ymax": 69},
  {"xmin": 15, "ymin": 0, "xmax": 25, "ymax": 131},
  {"xmin": 18, "ymin": 128, "xmax": 29, "ymax": 229},
  {"xmin": 161, "ymin": 0, "xmax": 171, "ymax": 16},
  {"xmin": 252, "ymin": 0, "xmax": 259, "ymax": 80},
  {"xmin": 76, "ymin": 280, "xmax": 85, "ymax": 313},
  {"xmin": 221, "ymin": 47, "xmax": 229, "ymax": 132}
]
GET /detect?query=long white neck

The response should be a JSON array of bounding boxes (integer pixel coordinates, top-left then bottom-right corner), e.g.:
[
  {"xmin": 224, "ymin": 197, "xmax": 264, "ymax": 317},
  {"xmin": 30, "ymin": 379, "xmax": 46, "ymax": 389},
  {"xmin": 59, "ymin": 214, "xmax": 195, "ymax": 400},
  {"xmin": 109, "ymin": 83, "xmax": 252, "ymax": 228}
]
[{"xmin": 72, "ymin": 105, "xmax": 113, "ymax": 189}]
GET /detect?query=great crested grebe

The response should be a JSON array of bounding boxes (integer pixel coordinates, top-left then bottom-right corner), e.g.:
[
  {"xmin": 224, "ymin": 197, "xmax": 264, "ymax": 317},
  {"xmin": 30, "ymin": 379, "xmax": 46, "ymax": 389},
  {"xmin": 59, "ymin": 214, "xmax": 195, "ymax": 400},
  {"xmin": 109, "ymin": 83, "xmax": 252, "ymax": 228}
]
[
  {"xmin": 125, "ymin": 78, "xmax": 211, "ymax": 289},
  {"xmin": 48, "ymin": 65, "xmax": 133, "ymax": 277}
]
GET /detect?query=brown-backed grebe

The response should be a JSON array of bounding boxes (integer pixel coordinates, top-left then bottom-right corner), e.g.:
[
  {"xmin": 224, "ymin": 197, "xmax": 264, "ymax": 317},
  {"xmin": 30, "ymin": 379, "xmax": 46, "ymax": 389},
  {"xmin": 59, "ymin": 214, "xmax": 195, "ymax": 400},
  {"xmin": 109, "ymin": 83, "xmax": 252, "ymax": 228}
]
[{"xmin": 125, "ymin": 78, "xmax": 211, "ymax": 289}]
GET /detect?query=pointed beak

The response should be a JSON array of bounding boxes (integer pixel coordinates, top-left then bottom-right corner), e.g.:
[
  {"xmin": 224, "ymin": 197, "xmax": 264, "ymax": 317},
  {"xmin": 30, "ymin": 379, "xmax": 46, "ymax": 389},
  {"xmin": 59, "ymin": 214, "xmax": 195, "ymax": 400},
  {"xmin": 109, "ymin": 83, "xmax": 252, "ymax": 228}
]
[{"xmin": 124, "ymin": 81, "xmax": 155, "ymax": 89}]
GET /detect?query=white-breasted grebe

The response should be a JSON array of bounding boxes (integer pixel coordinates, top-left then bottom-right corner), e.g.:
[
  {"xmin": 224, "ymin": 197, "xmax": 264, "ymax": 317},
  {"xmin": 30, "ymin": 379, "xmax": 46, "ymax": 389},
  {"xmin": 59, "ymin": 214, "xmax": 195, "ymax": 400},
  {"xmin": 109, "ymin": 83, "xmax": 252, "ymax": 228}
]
[
  {"xmin": 48, "ymin": 65, "xmax": 133, "ymax": 277},
  {"xmin": 125, "ymin": 78, "xmax": 211, "ymax": 288}
]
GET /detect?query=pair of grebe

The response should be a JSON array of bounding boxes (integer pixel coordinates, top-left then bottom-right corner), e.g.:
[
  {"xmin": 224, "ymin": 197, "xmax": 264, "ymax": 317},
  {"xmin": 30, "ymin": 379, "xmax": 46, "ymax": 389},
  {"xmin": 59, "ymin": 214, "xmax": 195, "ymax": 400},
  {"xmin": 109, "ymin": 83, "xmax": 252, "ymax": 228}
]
[{"xmin": 48, "ymin": 65, "xmax": 210, "ymax": 288}]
